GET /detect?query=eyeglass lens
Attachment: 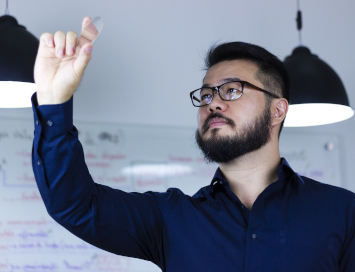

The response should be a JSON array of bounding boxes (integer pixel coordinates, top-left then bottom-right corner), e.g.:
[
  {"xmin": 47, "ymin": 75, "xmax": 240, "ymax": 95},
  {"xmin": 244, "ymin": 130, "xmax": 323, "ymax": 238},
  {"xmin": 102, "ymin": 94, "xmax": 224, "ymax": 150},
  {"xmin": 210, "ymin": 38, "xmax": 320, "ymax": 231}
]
[{"xmin": 192, "ymin": 82, "xmax": 243, "ymax": 106}]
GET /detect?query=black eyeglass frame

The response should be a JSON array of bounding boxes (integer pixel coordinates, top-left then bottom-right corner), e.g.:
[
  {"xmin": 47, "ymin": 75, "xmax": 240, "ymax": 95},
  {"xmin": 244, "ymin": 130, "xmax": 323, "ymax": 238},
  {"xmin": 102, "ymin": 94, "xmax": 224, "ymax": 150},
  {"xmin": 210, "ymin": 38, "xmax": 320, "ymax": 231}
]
[{"xmin": 189, "ymin": 80, "xmax": 280, "ymax": 107}]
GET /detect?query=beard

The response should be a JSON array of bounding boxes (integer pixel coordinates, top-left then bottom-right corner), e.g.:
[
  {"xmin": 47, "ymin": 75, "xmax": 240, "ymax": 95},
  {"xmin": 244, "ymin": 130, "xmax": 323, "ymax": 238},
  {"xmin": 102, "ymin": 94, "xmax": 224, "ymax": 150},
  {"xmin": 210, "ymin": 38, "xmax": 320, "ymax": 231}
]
[{"xmin": 195, "ymin": 105, "xmax": 273, "ymax": 164}]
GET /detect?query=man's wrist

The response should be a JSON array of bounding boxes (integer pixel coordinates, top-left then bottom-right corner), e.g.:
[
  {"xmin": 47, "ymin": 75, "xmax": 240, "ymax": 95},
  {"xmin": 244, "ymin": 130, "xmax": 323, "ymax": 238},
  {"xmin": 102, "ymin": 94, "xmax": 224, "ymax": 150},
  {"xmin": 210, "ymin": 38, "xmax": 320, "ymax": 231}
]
[
  {"xmin": 37, "ymin": 93, "xmax": 72, "ymax": 106},
  {"xmin": 32, "ymin": 93, "xmax": 74, "ymax": 136}
]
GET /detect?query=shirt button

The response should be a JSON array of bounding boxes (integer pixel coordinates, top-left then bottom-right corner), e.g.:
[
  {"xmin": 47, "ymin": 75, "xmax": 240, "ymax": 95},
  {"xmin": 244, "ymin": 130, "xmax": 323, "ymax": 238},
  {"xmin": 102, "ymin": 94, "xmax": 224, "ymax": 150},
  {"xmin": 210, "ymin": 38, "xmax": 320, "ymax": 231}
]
[
  {"xmin": 251, "ymin": 233, "xmax": 257, "ymax": 240},
  {"xmin": 47, "ymin": 120, "xmax": 53, "ymax": 126},
  {"xmin": 37, "ymin": 160, "xmax": 41, "ymax": 166},
  {"xmin": 36, "ymin": 120, "xmax": 39, "ymax": 125}
]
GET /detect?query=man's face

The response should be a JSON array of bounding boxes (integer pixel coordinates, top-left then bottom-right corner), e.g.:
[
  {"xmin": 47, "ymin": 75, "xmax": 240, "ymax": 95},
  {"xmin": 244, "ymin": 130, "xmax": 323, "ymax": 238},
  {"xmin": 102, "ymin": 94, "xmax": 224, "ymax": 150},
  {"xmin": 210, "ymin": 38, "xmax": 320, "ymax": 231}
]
[{"xmin": 195, "ymin": 60, "xmax": 273, "ymax": 163}]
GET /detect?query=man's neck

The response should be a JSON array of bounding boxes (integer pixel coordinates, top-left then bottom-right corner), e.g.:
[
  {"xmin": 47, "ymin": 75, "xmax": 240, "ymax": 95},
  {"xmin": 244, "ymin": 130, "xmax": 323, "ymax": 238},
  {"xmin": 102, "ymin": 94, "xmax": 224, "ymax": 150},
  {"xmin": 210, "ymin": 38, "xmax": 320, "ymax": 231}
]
[{"xmin": 219, "ymin": 144, "xmax": 281, "ymax": 211}]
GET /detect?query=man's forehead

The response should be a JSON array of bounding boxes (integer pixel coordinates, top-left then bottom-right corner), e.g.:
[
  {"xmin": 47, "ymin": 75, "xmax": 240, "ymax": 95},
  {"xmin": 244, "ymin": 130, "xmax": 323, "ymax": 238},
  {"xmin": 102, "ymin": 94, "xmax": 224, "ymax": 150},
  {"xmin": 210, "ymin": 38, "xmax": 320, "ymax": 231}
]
[
  {"xmin": 202, "ymin": 77, "xmax": 242, "ymax": 88},
  {"xmin": 203, "ymin": 59, "xmax": 259, "ymax": 85}
]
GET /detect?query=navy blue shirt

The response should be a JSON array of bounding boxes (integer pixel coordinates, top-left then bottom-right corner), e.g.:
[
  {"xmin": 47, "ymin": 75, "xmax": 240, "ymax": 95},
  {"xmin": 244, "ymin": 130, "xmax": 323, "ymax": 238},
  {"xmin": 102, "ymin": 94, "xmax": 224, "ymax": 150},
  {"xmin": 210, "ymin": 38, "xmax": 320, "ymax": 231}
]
[{"xmin": 31, "ymin": 94, "xmax": 355, "ymax": 272}]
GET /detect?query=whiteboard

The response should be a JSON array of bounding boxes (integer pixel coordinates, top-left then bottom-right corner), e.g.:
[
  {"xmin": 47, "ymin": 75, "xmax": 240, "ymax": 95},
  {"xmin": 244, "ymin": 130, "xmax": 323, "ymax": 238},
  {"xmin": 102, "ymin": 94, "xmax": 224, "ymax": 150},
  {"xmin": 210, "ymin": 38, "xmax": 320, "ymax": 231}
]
[
  {"xmin": 279, "ymin": 131, "xmax": 342, "ymax": 187},
  {"xmin": 0, "ymin": 118, "xmax": 342, "ymax": 272}
]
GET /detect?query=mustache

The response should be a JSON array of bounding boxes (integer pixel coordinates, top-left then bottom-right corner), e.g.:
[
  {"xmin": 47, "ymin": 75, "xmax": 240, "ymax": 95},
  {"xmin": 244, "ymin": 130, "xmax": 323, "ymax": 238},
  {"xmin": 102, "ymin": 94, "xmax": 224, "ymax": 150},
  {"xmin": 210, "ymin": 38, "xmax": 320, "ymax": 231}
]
[{"xmin": 202, "ymin": 113, "xmax": 235, "ymax": 134}]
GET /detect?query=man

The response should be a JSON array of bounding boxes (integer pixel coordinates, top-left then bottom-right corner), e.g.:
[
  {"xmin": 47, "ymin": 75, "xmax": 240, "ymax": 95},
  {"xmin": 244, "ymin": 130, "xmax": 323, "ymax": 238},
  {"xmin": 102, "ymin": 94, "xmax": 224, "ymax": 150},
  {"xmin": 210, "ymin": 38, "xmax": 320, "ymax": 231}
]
[{"xmin": 32, "ymin": 17, "xmax": 355, "ymax": 271}]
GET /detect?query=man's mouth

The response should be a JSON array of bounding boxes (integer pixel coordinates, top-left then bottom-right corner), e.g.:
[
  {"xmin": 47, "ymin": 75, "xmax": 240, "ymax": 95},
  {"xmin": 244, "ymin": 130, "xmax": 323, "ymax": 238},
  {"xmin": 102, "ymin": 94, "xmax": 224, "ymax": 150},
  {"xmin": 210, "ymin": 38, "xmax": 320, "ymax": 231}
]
[
  {"xmin": 202, "ymin": 114, "xmax": 235, "ymax": 134},
  {"xmin": 208, "ymin": 118, "xmax": 229, "ymax": 128}
]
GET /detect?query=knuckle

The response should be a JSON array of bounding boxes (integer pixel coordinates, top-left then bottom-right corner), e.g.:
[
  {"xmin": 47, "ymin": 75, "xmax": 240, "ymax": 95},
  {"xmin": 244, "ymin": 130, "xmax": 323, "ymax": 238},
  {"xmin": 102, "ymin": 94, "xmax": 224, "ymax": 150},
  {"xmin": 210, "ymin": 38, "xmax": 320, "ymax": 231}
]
[
  {"xmin": 67, "ymin": 31, "xmax": 78, "ymax": 38},
  {"xmin": 54, "ymin": 31, "xmax": 65, "ymax": 47},
  {"xmin": 40, "ymin": 32, "xmax": 51, "ymax": 38},
  {"xmin": 54, "ymin": 31, "xmax": 65, "ymax": 38},
  {"xmin": 40, "ymin": 32, "xmax": 52, "ymax": 41},
  {"xmin": 66, "ymin": 31, "xmax": 78, "ymax": 44}
]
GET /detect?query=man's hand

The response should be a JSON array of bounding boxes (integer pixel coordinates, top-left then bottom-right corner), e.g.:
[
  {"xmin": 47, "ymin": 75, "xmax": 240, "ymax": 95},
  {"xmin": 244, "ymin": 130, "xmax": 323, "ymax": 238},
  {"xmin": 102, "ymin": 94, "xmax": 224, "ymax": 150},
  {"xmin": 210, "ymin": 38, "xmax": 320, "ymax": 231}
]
[{"xmin": 34, "ymin": 17, "xmax": 94, "ymax": 105}]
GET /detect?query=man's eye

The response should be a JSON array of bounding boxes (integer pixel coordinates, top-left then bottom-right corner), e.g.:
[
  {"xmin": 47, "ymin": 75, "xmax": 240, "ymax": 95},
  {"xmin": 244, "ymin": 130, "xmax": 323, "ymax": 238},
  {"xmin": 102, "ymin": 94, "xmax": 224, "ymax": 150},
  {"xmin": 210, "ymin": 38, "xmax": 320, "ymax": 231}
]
[
  {"xmin": 224, "ymin": 88, "xmax": 242, "ymax": 100},
  {"xmin": 227, "ymin": 88, "xmax": 239, "ymax": 93},
  {"xmin": 201, "ymin": 94, "xmax": 212, "ymax": 100}
]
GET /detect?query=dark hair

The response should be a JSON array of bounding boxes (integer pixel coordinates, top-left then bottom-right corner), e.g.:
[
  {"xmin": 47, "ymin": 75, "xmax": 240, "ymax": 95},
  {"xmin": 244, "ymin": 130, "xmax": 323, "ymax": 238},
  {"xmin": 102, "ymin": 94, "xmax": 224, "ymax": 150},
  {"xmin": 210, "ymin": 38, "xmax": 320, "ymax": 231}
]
[{"xmin": 205, "ymin": 42, "xmax": 290, "ymax": 136}]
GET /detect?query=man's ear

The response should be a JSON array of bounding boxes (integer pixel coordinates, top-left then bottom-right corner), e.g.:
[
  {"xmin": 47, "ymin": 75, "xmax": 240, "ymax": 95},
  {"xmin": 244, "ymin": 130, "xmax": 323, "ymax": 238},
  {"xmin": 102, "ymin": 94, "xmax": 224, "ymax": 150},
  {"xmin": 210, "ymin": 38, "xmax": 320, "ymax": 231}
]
[{"xmin": 272, "ymin": 98, "xmax": 288, "ymax": 127}]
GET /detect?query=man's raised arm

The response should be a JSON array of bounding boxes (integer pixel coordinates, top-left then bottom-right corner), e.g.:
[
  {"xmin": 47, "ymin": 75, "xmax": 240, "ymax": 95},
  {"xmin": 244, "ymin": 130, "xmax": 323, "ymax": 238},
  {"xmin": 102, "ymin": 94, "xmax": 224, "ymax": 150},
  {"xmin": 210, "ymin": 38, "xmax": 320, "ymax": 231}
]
[{"xmin": 31, "ymin": 17, "xmax": 166, "ymax": 269}]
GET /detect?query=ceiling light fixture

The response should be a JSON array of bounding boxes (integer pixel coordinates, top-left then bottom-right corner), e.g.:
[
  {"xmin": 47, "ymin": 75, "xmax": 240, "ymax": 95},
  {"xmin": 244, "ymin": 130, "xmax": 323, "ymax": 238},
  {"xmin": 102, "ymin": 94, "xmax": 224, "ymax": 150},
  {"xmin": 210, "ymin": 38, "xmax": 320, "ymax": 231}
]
[
  {"xmin": 283, "ymin": 0, "xmax": 354, "ymax": 127},
  {"xmin": 0, "ymin": 0, "xmax": 39, "ymax": 108}
]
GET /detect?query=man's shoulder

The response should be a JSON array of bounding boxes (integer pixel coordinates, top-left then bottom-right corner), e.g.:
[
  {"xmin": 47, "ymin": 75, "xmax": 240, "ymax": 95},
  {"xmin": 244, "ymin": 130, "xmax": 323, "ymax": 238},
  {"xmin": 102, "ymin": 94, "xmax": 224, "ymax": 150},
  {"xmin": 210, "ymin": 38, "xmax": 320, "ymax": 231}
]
[
  {"xmin": 300, "ymin": 175, "xmax": 355, "ymax": 200},
  {"xmin": 149, "ymin": 185, "xmax": 208, "ymax": 197},
  {"xmin": 148, "ymin": 185, "xmax": 210, "ymax": 204},
  {"xmin": 191, "ymin": 185, "xmax": 210, "ymax": 198}
]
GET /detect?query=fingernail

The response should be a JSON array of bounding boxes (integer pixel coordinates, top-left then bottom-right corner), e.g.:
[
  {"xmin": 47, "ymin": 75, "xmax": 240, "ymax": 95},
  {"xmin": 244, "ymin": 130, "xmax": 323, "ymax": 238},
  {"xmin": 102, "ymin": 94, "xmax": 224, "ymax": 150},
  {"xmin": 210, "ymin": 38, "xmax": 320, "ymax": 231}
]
[
  {"xmin": 85, "ymin": 45, "xmax": 93, "ymax": 53},
  {"xmin": 67, "ymin": 47, "xmax": 74, "ymax": 55},
  {"xmin": 57, "ymin": 50, "xmax": 64, "ymax": 57},
  {"xmin": 48, "ymin": 39, "xmax": 54, "ymax": 47}
]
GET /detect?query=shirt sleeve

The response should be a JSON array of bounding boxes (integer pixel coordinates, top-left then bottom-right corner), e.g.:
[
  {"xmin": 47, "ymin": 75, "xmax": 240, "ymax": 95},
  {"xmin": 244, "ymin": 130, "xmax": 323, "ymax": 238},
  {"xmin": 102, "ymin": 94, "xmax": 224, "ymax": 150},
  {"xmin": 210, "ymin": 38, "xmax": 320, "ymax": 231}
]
[
  {"xmin": 31, "ymin": 93, "xmax": 166, "ymax": 269},
  {"xmin": 338, "ymin": 195, "xmax": 355, "ymax": 271}
]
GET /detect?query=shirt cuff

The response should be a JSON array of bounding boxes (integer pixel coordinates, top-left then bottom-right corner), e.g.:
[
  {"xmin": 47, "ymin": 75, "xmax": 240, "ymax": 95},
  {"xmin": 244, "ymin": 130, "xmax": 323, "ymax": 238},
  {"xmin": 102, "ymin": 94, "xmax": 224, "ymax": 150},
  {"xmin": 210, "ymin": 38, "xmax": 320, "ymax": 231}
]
[{"xmin": 31, "ymin": 93, "xmax": 73, "ymax": 136}]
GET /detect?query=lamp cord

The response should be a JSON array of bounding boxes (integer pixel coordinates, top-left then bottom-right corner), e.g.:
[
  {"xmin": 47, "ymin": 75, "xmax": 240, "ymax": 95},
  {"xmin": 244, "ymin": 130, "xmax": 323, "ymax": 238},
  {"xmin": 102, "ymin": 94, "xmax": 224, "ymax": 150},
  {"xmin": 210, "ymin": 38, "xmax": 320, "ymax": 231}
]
[
  {"xmin": 296, "ymin": 0, "xmax": 302, "ymax": 45},
  {"xmin": 5, "ymin": 0, "xmax": 9, "ymax": 15}
]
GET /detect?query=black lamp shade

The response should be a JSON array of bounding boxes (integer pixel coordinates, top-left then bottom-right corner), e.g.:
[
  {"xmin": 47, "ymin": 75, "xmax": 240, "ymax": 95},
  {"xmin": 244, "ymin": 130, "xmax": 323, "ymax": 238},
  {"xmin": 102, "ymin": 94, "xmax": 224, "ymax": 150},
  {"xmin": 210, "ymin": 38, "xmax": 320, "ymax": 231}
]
[
  {"xmin": 0, "ymin": 15, "xmax": 39, "ymax": 83},
  {"xmin": 283, "ymin": 46, "xmax": 353, "ymax": 126},
  {"xmin": 284, "ymin": 46, "xmax": 349, "ymax": 106}
]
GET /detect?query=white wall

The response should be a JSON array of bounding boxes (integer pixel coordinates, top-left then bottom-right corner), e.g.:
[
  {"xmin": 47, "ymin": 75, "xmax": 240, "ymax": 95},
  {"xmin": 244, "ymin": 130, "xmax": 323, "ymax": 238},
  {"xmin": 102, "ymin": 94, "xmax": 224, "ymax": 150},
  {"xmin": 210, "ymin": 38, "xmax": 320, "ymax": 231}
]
[{"xmin": 1, "ymin": 0, "xmax": 354, "ymax": 192}]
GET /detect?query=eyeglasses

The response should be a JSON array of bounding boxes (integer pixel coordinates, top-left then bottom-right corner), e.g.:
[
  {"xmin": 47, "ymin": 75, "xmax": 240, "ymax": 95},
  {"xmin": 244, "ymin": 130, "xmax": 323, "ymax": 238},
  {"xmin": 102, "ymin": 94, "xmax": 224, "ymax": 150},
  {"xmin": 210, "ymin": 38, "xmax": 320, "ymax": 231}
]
[{"xmin": 190, "ymin": 80, "xmax": 280, "ymax": 107}]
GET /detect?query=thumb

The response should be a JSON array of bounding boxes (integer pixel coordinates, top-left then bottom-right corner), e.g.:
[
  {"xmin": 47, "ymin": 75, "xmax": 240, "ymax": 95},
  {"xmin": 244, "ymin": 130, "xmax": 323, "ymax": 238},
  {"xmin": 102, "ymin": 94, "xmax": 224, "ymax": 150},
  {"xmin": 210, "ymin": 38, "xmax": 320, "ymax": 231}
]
[{"xmin": 73, "ymin": 43, "xmax": 93, "ymax": 79}]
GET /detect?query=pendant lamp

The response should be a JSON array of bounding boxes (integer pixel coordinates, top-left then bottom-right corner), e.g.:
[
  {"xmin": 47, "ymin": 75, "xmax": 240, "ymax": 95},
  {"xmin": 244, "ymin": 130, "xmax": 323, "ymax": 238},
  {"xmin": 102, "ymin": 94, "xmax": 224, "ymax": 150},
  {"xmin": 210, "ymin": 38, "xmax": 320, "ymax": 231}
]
[
  {"xmin": 283, "ymin": 2, "xmax": 354, "ymax": 127},
  {"xmin": 0, "ymin": 0, "xmax": 39, "ymax": 108}
]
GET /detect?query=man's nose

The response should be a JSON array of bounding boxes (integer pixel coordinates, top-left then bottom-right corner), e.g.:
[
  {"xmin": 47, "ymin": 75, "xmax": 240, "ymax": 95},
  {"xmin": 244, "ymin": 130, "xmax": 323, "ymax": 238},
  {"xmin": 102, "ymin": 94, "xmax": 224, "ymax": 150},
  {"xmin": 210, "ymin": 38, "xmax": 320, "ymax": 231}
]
[{"xmin": 208, "ymin": 89, "xmax": 228, "ymax": 112}]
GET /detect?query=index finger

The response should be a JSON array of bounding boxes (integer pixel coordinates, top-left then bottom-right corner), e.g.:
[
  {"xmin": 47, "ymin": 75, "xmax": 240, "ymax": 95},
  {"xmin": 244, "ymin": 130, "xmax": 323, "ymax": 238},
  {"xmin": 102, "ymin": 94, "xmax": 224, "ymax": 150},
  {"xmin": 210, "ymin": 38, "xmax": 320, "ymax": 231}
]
[{"xmin": 77, "ymin": 16, "xmax": 103, "ymax": 48}]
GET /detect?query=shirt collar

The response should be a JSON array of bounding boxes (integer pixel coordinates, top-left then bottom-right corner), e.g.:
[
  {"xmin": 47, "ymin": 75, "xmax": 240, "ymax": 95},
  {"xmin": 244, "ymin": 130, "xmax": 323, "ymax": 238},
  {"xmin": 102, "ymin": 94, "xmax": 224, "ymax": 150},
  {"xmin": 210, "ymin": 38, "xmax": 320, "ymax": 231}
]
[{"xmin": 207, "ymin": 157, "xmax": 305, "ymax": 198}]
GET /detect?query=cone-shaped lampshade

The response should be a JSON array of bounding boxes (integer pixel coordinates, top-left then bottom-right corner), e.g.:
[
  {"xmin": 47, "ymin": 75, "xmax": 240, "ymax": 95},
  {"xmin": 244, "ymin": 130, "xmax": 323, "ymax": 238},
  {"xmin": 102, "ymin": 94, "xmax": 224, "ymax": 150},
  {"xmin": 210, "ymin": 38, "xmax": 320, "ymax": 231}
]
[
  {"xmin": 284, "ymin": 46, "xmax": 354, "ymax": 127},
  {"xmin": 0, "ymin": 15, "xmax": 39, "ymax": 108}
]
